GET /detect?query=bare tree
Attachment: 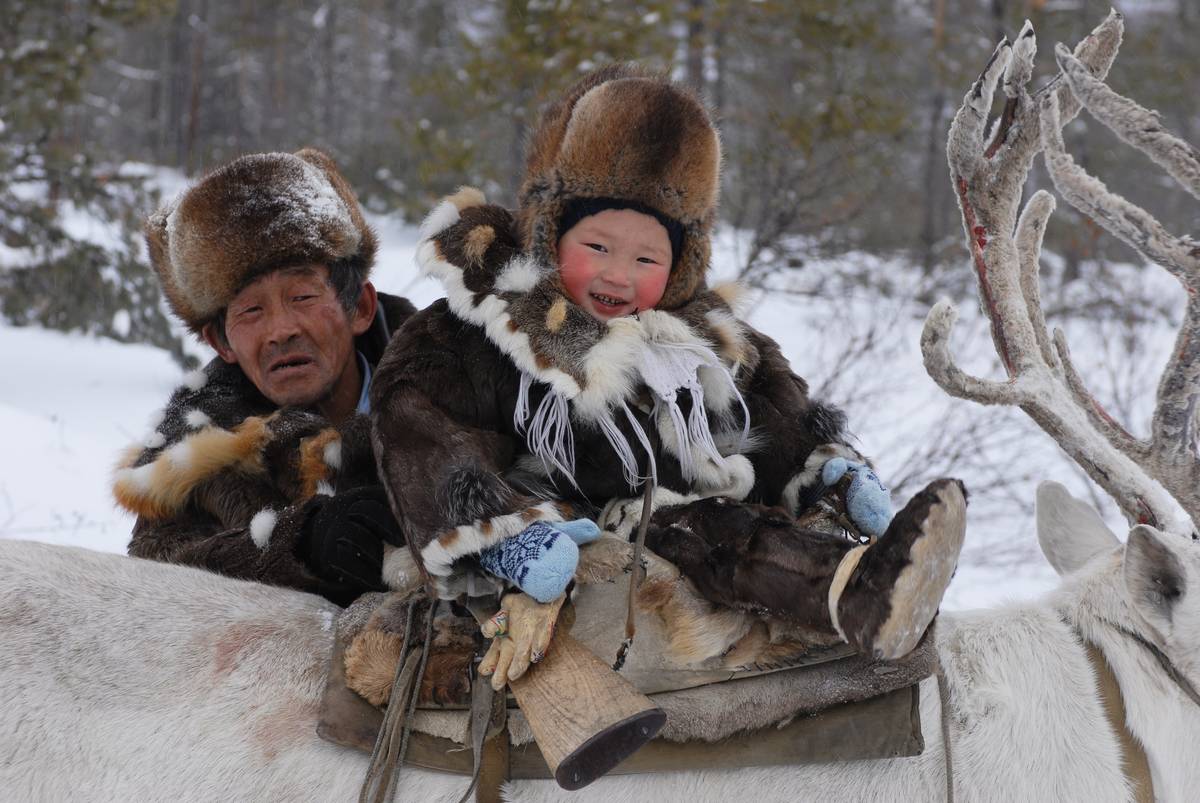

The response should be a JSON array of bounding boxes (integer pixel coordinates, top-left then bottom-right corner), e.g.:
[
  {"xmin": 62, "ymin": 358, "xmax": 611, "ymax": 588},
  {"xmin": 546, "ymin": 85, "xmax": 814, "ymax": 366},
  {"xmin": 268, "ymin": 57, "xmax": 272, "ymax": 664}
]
[{"xmin": 921, "ymin": 11, "xmax": 1200, "ymax": 537}]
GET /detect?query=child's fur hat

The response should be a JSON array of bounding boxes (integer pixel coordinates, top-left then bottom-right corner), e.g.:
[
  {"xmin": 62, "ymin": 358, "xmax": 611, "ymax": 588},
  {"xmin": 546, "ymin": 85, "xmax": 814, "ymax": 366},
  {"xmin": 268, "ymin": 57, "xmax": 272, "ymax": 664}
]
[
  {"xmin": 144, "ymin": 148, "xmax": 377, "ymax": 333},
  {"xmin": 518, "ymin": 64, "xmax": 721, "ymax": 310}
]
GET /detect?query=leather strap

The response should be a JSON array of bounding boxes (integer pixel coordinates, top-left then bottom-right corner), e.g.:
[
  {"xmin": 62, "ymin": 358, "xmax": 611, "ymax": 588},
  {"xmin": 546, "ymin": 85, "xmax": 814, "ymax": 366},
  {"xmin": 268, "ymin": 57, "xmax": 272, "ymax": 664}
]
[{"xmin": 1083, "ymin": 640, "xmax": 1154, "ymax": 803}]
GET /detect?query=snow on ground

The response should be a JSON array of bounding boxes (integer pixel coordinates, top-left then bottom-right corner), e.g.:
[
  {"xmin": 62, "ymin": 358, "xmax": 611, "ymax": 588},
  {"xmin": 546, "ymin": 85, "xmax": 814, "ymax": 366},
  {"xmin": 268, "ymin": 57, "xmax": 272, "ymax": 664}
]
[{"xmin": 1, "ymin": 169, "xmax": 1182, "ymax": 611}]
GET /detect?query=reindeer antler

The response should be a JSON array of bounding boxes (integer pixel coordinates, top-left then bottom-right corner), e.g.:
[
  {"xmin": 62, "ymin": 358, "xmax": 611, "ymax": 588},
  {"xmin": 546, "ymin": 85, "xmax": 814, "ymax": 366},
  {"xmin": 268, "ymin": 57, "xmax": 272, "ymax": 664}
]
[
  {"xmin": 921, "ymin": 12, "xmax": 1198, "ymax": 537},
  {"xmin": 1039, "ymin": 43, "xmax": 1200, "ymax": 526}
]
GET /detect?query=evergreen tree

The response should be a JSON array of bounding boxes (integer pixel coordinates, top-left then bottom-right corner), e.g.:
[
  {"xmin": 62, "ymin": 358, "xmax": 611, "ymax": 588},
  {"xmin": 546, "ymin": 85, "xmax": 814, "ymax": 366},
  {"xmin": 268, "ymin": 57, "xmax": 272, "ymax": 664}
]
[{"xmin": 0, "ymin": 0, "xmax": 192, "ymax": 365}]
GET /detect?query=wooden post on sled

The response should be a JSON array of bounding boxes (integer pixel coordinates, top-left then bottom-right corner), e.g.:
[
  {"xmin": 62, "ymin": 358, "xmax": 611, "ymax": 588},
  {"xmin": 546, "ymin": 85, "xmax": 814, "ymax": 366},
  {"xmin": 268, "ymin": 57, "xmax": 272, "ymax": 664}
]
[{"xmin": 507, "ymin": 631, "xmax": 665, "ymax": 790}]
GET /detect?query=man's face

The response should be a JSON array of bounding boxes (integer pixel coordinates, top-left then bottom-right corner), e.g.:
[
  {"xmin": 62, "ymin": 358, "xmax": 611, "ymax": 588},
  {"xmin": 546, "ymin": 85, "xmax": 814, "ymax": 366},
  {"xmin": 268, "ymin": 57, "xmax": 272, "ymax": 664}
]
[
  {"xmin": 204, "ymin": 265, "xmax": 372, "ymax": 407},
  {"xmin": 557, "ymin": 208, "xmax": 672, "ymax": 321}
]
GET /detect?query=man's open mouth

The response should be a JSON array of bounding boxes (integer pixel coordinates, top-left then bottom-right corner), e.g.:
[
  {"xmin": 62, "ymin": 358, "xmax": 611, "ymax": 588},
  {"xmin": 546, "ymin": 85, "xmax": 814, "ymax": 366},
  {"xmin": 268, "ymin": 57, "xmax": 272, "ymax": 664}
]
[
  {"xmin": 590, "ymin": 293, "xmax": 629, "ymax": 309},
  {"xmin": 268, "ymin": 356, "xmax": 315, "ymax": 374}
]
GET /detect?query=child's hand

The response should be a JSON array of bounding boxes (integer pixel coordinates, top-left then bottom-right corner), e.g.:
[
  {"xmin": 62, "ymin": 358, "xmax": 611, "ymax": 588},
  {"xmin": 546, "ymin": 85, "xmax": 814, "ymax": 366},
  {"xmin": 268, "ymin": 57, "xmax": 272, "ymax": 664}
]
[
  {"xmin": 478, "ymin": 591, "xmax": 567, "ymax": 690},
  {"xmin": 821, "ymin": 457, "xmax": 892, "ymax": 538},
  {"xmin": 478, "ymin": 519, "xmax": 600, "ymax": 602}
]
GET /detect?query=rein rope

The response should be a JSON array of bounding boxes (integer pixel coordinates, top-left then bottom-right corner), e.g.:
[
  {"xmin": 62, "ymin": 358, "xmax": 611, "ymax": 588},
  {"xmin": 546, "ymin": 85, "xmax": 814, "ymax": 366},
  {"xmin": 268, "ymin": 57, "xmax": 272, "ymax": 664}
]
[
  {"xmin": 613, "ymin": 427, "xmax": 659, "ymax": 672},
  {"xmin": 1103, "ymin": 618, "xmax": 1200, "ymax": 708},
  {"xmin": 358, "ymin": 597, "xmax": 438, "ymax": 803}
]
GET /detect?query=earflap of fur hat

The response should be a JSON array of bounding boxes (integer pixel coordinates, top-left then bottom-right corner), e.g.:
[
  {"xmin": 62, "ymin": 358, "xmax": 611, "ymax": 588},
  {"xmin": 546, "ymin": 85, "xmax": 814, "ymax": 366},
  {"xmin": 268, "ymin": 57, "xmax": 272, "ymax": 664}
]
[
  {"xmin": 144, "ymin": 148, "xmax": 377, "ymax": 333},
  {"xmin": 519, "ymin": 65, "xmax": 721, "ymax": 311}
]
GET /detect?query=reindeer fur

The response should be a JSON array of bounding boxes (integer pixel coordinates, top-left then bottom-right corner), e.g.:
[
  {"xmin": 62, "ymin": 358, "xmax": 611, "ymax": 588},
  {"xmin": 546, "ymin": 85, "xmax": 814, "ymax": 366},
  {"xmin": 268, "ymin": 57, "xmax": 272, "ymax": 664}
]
[{"xmin": 4, "ymin": 482, "xmax": 1200, "ymax": 801}]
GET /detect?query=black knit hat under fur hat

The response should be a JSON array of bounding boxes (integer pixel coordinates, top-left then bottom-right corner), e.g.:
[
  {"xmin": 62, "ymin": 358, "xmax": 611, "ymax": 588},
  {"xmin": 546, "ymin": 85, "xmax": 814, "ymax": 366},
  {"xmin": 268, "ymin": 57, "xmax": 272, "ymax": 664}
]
[{"xmin": 556, "ymin": 197, "xmax": 686, "ymax": 268}]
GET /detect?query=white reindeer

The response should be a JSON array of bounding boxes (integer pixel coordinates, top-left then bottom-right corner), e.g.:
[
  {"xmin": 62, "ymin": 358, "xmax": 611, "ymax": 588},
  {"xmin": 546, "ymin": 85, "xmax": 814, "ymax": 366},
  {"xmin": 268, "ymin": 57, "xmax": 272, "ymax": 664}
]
[
  {"xmin": 4, "ymin": 11, "xmax": 1200, "ymax": 802},
  {"xmin": 4, "ymin": 487, "xmax": 1197, "ymax": 802}
]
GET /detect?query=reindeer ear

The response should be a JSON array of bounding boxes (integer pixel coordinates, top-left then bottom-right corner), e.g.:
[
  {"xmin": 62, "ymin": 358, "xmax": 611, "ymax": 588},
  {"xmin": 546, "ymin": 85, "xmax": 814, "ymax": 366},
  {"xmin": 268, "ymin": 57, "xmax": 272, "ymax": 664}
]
[
  {"xmin": 1036, "ymin": 481, "xmax": 1120, "ymax": 576},
  {"xmin": 1124, "ymin": 525, "xmax": 1187, "ymax": 639}
]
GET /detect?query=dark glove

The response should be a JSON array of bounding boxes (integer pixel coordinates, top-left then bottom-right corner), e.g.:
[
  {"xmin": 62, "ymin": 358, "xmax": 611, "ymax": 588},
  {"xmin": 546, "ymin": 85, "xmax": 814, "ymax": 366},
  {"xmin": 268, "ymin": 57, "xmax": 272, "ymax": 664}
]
[{"xmin": 297, "ymin": 486, "xmax": 405, "ymax": 594}]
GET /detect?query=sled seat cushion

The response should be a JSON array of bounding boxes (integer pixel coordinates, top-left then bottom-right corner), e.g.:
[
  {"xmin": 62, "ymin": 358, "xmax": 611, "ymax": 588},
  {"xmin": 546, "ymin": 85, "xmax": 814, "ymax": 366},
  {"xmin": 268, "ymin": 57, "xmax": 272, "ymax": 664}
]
[{"xmin": 317, "ymin": 594, "xmax": 934, "ymax": 770}]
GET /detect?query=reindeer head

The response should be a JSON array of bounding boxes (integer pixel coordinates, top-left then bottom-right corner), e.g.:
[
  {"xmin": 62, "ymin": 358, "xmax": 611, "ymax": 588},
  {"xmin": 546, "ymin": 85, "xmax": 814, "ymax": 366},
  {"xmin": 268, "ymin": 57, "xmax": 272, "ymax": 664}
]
[{"xmin": 1038, "ymin": 480, "xmax": 1200, "ymax": 683}]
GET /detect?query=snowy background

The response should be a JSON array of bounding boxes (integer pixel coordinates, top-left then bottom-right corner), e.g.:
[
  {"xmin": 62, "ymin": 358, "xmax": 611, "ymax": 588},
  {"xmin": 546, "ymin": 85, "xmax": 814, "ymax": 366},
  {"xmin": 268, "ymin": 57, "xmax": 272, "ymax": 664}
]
[{"xmin": 1, "ymin": 166, "xmax": 1184, "ymax": 611}]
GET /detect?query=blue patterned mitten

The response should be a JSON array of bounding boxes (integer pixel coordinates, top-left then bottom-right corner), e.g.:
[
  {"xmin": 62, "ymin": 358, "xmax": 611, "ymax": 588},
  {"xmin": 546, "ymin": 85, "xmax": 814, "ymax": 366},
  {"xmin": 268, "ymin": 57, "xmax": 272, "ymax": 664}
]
[
  {"xmin": 821, "ymin": 457, "xmax": 892, "ymax": 538},
  {"xmin": 478, "ymin": 519, "xmax": 600, "ymax": 602}
]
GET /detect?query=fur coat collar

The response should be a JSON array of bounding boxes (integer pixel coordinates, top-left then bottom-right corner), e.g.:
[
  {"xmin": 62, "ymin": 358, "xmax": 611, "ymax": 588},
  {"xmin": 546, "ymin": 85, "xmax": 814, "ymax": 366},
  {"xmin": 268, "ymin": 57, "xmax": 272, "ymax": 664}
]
[{"xmin": 417, "ymin": 190, "xmax": 762, "ymax": 490}]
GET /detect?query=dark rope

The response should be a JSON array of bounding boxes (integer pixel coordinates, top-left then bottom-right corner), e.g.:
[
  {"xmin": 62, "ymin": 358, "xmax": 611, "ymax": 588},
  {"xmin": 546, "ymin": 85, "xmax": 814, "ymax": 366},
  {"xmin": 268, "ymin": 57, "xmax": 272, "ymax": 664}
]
[
  {"xmin": 614, "ymin": 429, "xmax": 658, "ymax": 671},
  {"xmin": 359, "ymin": 596, "xmax": 418, "ymax": 803},
  {"xmin": 358, "ymin": 596, "xmax": 438, "ymax": 803}
]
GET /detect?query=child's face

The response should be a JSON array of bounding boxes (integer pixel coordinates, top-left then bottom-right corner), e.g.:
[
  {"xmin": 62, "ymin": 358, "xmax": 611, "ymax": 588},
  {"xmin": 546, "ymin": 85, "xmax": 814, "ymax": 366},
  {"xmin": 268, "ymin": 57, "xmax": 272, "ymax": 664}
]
[{"xmin": 557, "ymin": 208, "xmax": 672, "ymax": 320}]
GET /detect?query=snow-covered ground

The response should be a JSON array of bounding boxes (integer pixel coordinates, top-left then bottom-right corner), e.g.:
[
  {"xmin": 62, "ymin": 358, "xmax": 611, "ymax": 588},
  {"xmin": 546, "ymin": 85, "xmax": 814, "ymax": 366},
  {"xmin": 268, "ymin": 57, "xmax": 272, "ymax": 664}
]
[{"xmin": 1, "ymin": 167, "xmax": 1182, "ymax": 611}]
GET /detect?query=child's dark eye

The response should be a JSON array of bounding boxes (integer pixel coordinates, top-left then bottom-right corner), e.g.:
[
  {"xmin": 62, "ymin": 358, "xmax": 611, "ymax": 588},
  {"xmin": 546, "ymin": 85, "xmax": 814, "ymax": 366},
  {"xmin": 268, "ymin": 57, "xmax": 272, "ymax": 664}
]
[
  {"xmin": 636, "ymin": 257, "xmax": 660, "ymax": 265},
  {"xmin": 585, "ymin": 243, "xmax": 607, "ymax": 253}
]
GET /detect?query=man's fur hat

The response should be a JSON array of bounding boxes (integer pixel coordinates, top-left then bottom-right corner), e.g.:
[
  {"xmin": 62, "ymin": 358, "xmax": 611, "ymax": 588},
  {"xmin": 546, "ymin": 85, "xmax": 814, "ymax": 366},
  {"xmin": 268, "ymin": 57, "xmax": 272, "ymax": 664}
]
[
  {"xmin": 518, "ymin": 64, "xmax": 721, "ymax": 310},
  {"xmin": 144, "ymin": 148, "xmax": 377, "ymax": 333}
]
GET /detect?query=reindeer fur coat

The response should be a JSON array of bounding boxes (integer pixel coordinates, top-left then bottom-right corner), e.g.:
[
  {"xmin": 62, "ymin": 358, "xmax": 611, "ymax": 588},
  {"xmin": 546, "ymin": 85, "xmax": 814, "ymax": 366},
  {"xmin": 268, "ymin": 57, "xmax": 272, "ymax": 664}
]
[
  {"xmin": 113, "ymin": 294, "xmax": 415, "ymax": 606},
  {"xmin": 371, "ymin": 68, "xmax": 867, "ymax": 618}
]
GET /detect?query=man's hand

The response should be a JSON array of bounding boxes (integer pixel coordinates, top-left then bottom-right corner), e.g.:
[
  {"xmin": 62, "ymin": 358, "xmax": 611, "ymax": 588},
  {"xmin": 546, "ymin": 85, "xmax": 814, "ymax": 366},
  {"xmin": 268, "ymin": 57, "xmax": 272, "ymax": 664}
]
[
  {"xmin": 478, "ymin": 592, "xmax": 566, "ymax": 691},
  {"xmin": 822, "ymin": 457, "xmax": 892, "ymax": 538},
  {"xmin": 297, "ymin": 485, "xmax": 405, "ymax": 593}
]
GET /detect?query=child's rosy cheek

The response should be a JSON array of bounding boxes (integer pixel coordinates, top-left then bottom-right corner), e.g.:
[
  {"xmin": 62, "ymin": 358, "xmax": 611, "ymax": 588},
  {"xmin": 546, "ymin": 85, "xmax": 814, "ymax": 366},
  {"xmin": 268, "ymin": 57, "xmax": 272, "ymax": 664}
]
[
  {"xmin": 633, "ymin": 266, "xmax": 670, "ymax": 310},
  {"xmin": 557, "ymin": 249, "xmax": 597, "ymax": 306}
]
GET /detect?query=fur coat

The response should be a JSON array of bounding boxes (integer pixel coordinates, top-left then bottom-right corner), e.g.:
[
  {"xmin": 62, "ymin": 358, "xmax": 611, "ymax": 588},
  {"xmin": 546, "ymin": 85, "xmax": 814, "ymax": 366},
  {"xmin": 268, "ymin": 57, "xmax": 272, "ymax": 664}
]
[
  {"xmin": 113, "ymin": 294, "xmax": 415, "ymax": 606},
  {"xmin": 371, "ymin": 206, "xmax": 864, "ymax": 600},
  {"xmin": 371, "ymin": 66, "xmax": 867, "ymax": 610}
]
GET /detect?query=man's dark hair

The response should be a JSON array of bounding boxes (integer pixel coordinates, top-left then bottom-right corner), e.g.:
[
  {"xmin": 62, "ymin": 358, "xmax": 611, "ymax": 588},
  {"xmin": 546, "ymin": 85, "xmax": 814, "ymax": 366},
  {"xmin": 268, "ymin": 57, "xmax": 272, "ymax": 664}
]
[{"xmin": 209, "ymin": 261, "xmax": 366, "ymax": 347}]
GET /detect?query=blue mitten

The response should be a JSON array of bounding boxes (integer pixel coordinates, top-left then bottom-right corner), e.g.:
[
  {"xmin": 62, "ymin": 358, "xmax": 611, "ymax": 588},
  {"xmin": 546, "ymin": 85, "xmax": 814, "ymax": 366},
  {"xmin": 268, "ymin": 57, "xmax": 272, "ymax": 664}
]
[
  {"xmin": 821, "ymin": 457, "xmax": 892, "ymax": 538},
  {"xmin": 479, "ymin": 519, "xmax": 598, "ymax": 602},
  {"xmin": 552, "ymin": 518, "xmax": 602, "ymax": 546}
]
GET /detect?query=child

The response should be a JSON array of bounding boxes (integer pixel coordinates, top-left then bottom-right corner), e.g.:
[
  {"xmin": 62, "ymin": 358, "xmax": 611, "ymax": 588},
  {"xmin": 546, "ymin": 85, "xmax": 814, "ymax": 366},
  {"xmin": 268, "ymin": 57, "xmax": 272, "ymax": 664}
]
[{"xmin": 371, "ymin": 65, "xmax": 965, "ymax": 682}]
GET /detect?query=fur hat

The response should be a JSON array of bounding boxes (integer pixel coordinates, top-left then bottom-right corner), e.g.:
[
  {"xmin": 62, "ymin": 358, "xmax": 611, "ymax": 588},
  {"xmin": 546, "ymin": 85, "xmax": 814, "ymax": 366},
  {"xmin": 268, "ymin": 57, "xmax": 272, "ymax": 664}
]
[
  {"xmin": 518, "ymin": 64, "xmax": 721, "ymax": 310},
  {"xmin": 145, "ymin": 148, "xmax": 377, "ymax": 333}
]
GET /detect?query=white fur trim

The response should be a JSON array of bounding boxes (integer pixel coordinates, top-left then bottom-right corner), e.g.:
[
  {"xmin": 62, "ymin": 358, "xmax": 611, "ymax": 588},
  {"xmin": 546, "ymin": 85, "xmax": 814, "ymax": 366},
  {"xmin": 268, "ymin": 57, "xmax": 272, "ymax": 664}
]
[
  {"xmin": 116, "ymin": 463, "xmax": 155, "ymax": 494},
  {"xmin": 182, "ymin": 369, "xmax": 208, "ymax": 392},
  {"xmin": 143, "ymin": 431, "xmax": 166, "ymax": 449},
  {"xmin": 653, "ymin": 407, "xmax": 756, "ymax": 500},
  {"xmin": 381, "ymin": 546, "xmax": 419, "ymax": 592},
  {"xmin": 315, "ymin": 481, "xmax": 334, "ymax": 497},
  {"xmin": 163, "ymin": 440, "xmax": 193, "ymax": 469},
  {"xmin": 418, "ymin": 198, "xmax": 461, "ymax": 240},
  {"xmin": 780, "ymin": 444, "xmax": 864, "ymax": 516},
  {"xmin": 321, "ymin": 439, "xmax": 342, "ymax": 471},
  {"xmin": 420, "ymin": 501, "xmax": 567, "ymax": 577},
  {"xmin": 494, "ymin": 254, "xmax": 543, "ymax": 294},
  {"xmin": 184, "ymin": 409, "xmax": 211, "ymax": 430},
  {"xmin": 249, "ymin": 509, "xmax": 278, "ymax": 549},
  {"xmin": 572, "ymin": 317, "xmax": 643, "ymax": 420},
  {"xmin": 418, "ymin": 240, "xmax": 583, "ymax": 399},
  {"xmin": 598, "ymin": 489, "xmax": 700, "ymax": 539}
]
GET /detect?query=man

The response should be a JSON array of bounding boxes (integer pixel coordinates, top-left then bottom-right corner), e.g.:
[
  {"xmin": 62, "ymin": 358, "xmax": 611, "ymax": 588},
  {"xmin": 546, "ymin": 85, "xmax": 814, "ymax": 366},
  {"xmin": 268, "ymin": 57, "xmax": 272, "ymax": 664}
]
[{"xmin": 114, "ymin": 148, "xmax": 416, "ymax": 606}]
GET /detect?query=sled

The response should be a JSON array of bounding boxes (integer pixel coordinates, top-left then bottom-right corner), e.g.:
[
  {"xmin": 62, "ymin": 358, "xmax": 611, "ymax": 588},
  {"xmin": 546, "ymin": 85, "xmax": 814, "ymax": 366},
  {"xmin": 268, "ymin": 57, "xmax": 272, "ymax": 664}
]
[{"xmin": 317, "ymin": 568, "xmax": 936, "ymax": 796}]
